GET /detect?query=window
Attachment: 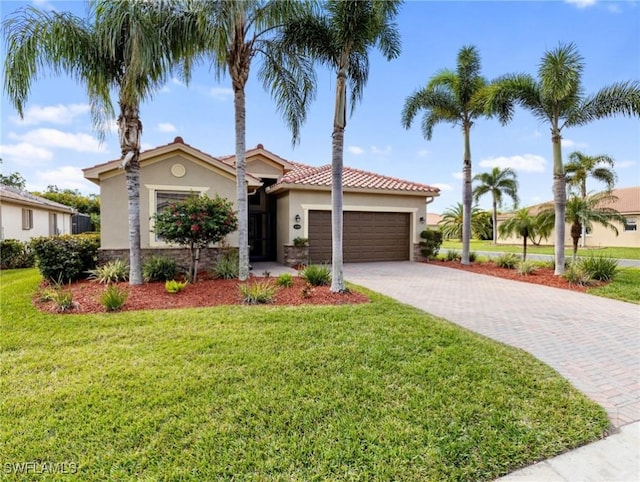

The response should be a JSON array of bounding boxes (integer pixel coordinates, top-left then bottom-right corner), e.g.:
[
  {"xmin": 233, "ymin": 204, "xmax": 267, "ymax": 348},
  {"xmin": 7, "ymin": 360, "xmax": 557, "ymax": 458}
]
[
  {"xmin": 22, "ymin": 208, "xmax": 33, "ymax": 230},
  {"xmin": 154, "ymin": 190, "xmax": 196, "ymax": 242},
  {"xmin": 49, "ymin": 213, "xmax": 59, "ymax": 235},
  {"xmin": 624, "ymin": 217, "xmax": 637, "ymax": 232}
]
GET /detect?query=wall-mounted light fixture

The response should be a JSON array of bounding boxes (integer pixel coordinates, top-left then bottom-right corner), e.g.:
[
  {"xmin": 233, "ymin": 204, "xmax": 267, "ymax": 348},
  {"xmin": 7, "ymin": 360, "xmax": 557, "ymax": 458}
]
[
  {"xmin": 294, "ymin": 214, "xmax": 301, "ymax": 223},
  {"xmin": 419, "ymin": 216, "xmax": 425, "ymax": 224}
]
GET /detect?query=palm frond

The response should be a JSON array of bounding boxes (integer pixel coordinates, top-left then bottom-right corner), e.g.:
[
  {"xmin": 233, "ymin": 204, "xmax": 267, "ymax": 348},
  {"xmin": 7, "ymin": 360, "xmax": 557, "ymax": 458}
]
[
  {"xmin": 538, "ymin": 42, "xmax": 584, "ymax": 103},
  {"xmin": 565, "ymin": 80, "xmax": 640, "ymax": 127}
]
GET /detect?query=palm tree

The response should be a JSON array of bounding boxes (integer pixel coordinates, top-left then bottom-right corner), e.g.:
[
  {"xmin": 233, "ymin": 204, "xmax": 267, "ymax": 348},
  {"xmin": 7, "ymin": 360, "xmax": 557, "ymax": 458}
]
[
  {"xmin": 3, "ymin": 1, "xmax": 196, "ymax": 285},
  {"xmin": 539, "ymin": 192, "xmax": 626, "ymax": 261},
  {"xmin": 473, "ymin": 167, "xmax": 519, "ymax": 244},
  {"xmin": 498, "ymin": 208, "xmax": 543, "ymax": 261},
  {"xmin": 565, "ymin": 151, "xmax": 617, "ymax": 247},
  {"xmin": 187, "ymin": 0, "xmax": 315, "ymax": 281},
  {"xmin": 402, "ymin": 45, "xmax": 497, "ymax": 265},
  {"xmin": 279, "ymin": 0, "xmax": 402, "ymax": 292},
  {"xmin": 439, "ymin": 203, "xmax": 492, "ymax": 242},
  {"xmin": 485, "ymin": 42, "xmax": 640, "ymax": 274}
]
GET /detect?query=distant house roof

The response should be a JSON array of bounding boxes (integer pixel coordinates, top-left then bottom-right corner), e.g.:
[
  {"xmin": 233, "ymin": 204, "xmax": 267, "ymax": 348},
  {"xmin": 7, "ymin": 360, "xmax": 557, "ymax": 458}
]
[
  {"xmin": 426, "ymin": 212, "xmax": 442, "ymax": 225},
  {"xmin": 497, "ymin": 186, "xmax": 640, "ymax": 219},
  {"xmin": 267, "ymin": 162, "xmax": 440, "ymax": 196},
  {"xmin": 0, "ymin": 185, "xmax": 75, "ymax": 213}
]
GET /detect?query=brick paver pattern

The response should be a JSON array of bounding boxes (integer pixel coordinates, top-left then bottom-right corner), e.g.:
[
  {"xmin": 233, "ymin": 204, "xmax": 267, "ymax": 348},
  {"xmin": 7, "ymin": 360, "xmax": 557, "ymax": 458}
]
[{"xmin": 344, "ymin": 262, "xmax": 640, "ymax": 428}]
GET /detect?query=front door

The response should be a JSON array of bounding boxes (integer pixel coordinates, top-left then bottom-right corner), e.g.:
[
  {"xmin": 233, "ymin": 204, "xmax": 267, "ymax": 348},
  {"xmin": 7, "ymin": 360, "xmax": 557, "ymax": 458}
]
[{"xmin": 248, "ymin": 181, "xmax": 277, "ymax": 262}]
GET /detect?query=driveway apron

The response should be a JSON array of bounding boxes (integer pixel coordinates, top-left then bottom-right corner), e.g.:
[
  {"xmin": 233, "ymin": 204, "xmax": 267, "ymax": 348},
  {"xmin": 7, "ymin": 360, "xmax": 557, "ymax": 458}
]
[{"xmin": 343, "ymin": 261, "xmax": 640, "ymax": 429}]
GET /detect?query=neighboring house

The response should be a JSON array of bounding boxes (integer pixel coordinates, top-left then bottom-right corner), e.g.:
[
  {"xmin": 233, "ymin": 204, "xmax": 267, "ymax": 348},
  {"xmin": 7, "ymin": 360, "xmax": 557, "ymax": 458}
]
[
  {"xmin": 83, "ymin": 136, "xmax": 439, "ymax": 267},
  {"xmin": 496, "ymin": 186, "xmax": 640, "ymax": 248},
  {"xmin": 0, "ymin": 185, "xmax": 75, "ymax": 242},
  {"xmin": 425, "ymin": 212, "xmax": 442, "ymax": 231}
]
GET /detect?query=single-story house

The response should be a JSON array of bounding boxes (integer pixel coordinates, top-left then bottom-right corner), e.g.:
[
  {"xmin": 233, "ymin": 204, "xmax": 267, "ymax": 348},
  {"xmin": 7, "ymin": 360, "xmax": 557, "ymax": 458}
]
[
  {"xmin": 496, "ymin": 186, "xmax": 640, "ymax": 248},
  {"xmin": 0, "ymin": 185, "xmax": 75, "ymax": 242},
  {"xmin": 83, "ymin": 136, "xmax": 439, "ymax": 267}
]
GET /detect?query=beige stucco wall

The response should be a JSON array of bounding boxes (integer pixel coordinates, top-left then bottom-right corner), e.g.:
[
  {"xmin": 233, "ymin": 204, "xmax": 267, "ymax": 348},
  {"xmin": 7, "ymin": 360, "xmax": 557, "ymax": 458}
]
[
  {"xmin": 496, "ymin": 215, "xmax": 640, "ymax": 248},
  {"xmin": 0, "ymin": 201, "xmax": 71, "ymax": 242},
  {"xmin": 246, "ymin": 157, "xmax": 284, "ymax": 178},
  {"xmin": 275, "ymin": 192, "xmax": 290, "ymax": 263},
  {"xmin": 100, "ymin": 154, "xmax": 239, "ymax": 249},
  {"xmin": 276, "ymin": 188, "xmax": 428, "ymax": 262}
]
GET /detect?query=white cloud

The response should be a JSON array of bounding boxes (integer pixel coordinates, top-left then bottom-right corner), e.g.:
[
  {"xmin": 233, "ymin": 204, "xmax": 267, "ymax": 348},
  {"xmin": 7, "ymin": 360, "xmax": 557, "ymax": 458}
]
[
  {"xmin": 31, "ymin": 166, "xmax": 97, "ymax": 194},
  {"xmin": 347, "ymin": 146, "xmax": 365, "ymax": 155},
  {"xmin": 452, "ymin": 172, "xmax": 463, "ymax": 180},
  {"xmin": 159, "ymin": 86, "xmax": 171, "ymax": 94},
  {"xmin": 11, "ymin": 129, "xmax": 105, "ymax": 153},
  {"xmin": 158, "ymin": 122, "xmax": 177, "ymax": 133},
  {"xmin": 417, "ymin": 149, "xmax": 430, "ymax": 157},
  {"xmin": 12, "ymin": 103, "xmax": 90, "ymax": 126},
  {"xmin": 370, "ymin": 145, "xmax": 392, "ymax": 156},
  {"xmin": 616, "ymin": 160, "xmax": 637, "ymax": 169},
  {"xmin": 210, "ymin": 87, "xmax": 233, "ymax": 101},
  {"xmin": 31, "ymin": 0, "xmax": 56, "ymax": 11},
  {"xmin": 171, "ymin": 77, "xmax": 185, "ymax": 87},
  {"xmin": 432, "ymin": 183, "xmax": 453, "ymax": 191},
  {"xmin": 479, "ymin": 154, "xmax": 546, "ymax": 173},
  {"xmin": 141, "ymin": 142, "xmax": 155, "ymax": 152},
  {"xmin": 533, "ymin": 130, "xmax": 542, "ymax": 138},
  {"xmin": 561, "ymin": 138, "xmax": 587, "ymax": 148},
  {"xmin": 565, "ymin": 0, "xmax": 597, "ymax": 8},
  {"xmin": 0, "ymin": 143, "xmax": 53, "ymax": 164}
]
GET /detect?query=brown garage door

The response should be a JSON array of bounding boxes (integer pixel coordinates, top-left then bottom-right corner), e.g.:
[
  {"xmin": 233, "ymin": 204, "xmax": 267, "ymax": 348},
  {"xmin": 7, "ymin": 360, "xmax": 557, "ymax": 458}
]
[{"xmin": 308, "ymin": 210, "xmax": 410, "ymax": 263}]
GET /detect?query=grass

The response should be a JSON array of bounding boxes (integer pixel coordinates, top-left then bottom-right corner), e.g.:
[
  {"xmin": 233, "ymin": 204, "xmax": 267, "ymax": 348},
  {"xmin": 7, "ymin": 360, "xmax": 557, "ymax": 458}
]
[
  {"xmin": 0, "ymin": 268, "xmax": 609, "ymax": 481},
  {"xmin": 441, "ymin": 239, "xmax": 640, "ymax": 260},
  {"xmin": 588, "ymin": 267, "xmax": 640, "ymax": 304}
]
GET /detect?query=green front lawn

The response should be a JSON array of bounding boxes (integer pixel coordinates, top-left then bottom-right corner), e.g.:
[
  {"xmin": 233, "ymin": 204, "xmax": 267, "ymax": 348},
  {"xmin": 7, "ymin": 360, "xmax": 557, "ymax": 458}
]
[
  {"xmin": 1, "ymin": 269, "xmax": 608, "ymax": 481},
  {"xmin": 441, "ymin": 239, "xmax": 640, "ymax": 260},
  {"xmin": 588, "ymin": 267, "xmax": 640, "ymax": 304}
]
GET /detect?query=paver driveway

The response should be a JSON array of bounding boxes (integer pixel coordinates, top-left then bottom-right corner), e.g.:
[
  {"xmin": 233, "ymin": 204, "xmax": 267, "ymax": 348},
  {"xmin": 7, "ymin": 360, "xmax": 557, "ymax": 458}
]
[{"xmin": 343, "ymin": 261, "xmax": 640, "ymax": 428}]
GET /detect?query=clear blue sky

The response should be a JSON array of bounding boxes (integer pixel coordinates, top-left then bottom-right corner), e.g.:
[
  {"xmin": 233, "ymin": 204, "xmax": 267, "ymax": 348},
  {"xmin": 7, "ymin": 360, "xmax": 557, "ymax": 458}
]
[{"xmin": 1, "ymin": 0, "xmax": 639, "ymax": 214}]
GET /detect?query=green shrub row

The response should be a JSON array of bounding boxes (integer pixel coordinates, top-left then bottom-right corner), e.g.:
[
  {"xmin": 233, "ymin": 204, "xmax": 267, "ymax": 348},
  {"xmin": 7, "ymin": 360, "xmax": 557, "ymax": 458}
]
[{"xmin": 0, "ymin": 239, "xmax": 35, "ymax": 269}]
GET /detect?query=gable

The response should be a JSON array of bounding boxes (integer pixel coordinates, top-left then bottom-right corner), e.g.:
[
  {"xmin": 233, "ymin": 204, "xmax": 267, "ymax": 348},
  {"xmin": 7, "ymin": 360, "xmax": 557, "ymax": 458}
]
[{"xmin": 246, "ymin": 156, "xmax": 286, "ymax": 178}]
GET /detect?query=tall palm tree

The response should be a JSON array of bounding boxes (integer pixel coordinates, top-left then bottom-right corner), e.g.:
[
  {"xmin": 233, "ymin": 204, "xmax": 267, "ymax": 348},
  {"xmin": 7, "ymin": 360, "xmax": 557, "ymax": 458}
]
[
  {"xmin": 3, "ymin": 1, "xmax": 196, "ymax": 285},
  {"xmin": 473, "ymin": 166, "xmax": 519, "ymax": 244},
  {"xmin": 402, "ymin": 45, "xmax": 495, "ymax": 265},
  {"xmin": 565, "ymin": 150, "xmax": 617, "ymax": 247},
  {"xmin": 485, "ymin": 42, "xmax": 640, "ymax": 274},
  {"xmin": 187, "ymin": 0, "xmax": 315, "ymax": 281},
  {"xmin": 279, "ymin": 0, "xmax": 402, "ymax": 292},
  {"xmin": 539, "ymin": 192, "xmax": 626, "ymax": 261},
  {"xmin": 498, "ymin": 208, "xmax": 542, "ymax": 261},
  {"xmin": 439, "ymin": 203, "xmax": 492, "ymax": 242}
]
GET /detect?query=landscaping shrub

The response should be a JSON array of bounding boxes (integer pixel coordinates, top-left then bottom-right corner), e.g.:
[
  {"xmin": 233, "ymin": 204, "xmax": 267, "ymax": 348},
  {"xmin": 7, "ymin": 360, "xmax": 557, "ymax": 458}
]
[
  {"xmin": 293, "ymin": 237, "xmax": 309, "ymax": 247},
  {"xmin": 87, "ymin": 259, "xmax": 129, "ymax": 284},
  {"xmin": 301, "ymin": 264, "xmax": 331, "ymax": 286},
  {"xmin": 165, "ymin": 280, "xmax": 187, "ymax": 294},
  {"xmin": 276, "ymin": 273, "xmax": 294, "ymax": 288},
  {"xmin": 445, "ymin": 250, "xmax": 461, "ymax": 262},
  {"xmin": 0, "ymin": 239, "xmax": 35, "ymax": 269},
  {"xmin": 212, "ymin": 250, "xmax": 239, "ymax": 279},
  {"xmin": 419, "ymin": 229, "xmax": 443, "ymax": 260},
  {"xmin": 495, "ymin": 253, "xmax": 521, "ymax": 269},
  {"xmin": 100, "ymin": 284, "xmax": 129, "ymax": 312},
  {"xmin": 239, "ymin": 280, "xmax": 277, "ymax": 304},
  {"xmin": 30, "ymin": 234, "xmax": 99, "ymax": 282},
  {"xmin": 563, "ymin": 262, "xmax": 592, "ymax": 286},
  {"xmin": 468, "ymin": 251, "xmax": 478, "ymax": 262},
  {"xmin": 579, "ymin": 256, "xmax": 618, "ymax": 282},
  {"xmin": 142, "ymin": 256, "xmax": 177, "ymax": 282},
  {"xmin": 516, "ymin": 260, "xmax": 537, "ymax": 276}
]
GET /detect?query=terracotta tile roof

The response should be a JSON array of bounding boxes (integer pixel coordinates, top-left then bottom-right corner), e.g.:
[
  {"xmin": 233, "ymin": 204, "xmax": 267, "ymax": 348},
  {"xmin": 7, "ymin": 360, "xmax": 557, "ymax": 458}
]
[
  {"xmin": 602, "ymin": 186, "xmax": 640, "ymax": 214},
  {"xmin": 0, "ymin": 185, "xmax": 75, "ymax": 213},
  {"xmin": 426, "ymin": 212, "xmax": 442, "ymax": 225},
  {"xmin": 268, "ymin": 162, "xmax": 439, "ymax": 195}
]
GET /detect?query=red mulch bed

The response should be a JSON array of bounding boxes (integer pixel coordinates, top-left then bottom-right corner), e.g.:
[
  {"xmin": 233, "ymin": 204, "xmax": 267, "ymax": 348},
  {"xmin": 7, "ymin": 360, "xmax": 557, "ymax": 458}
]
[
  {"xmin": 35, "ymin": 276, "xmax": 369, "ymax": 315},
  {"xmin": 426, "ymin": 259, "xmax": 605, "ymax": 292}
]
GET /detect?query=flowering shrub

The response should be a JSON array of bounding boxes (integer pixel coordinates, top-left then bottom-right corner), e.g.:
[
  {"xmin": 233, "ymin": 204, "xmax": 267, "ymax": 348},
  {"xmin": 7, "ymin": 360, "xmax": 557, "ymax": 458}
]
[{"xmin": 153, "ymin": 193, "xmax": 237, "ymax": 281}]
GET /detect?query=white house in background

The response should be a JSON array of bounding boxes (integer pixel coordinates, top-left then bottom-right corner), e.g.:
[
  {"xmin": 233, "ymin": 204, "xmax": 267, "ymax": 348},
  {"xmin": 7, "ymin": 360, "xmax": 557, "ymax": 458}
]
[{"xmin": 0, "ymin": 185, "xmax": 75, "ymax": 242}]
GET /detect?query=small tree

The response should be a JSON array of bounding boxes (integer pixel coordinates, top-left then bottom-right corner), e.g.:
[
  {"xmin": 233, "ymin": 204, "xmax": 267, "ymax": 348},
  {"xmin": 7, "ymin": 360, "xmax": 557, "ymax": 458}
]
[
  {"xmin": 153, "ymin": 194, "xmax": 238, "ymax": 282},
  {"xmin": 419, "ymin": 229, "xmax": 443, "ymax": 260}
]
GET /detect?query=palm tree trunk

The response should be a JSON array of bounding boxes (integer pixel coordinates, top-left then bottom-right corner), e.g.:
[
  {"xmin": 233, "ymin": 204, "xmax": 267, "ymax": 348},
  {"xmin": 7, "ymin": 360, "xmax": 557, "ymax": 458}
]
[
  {"xmin": 330, "ymin": 64, "xmax": 347, "ymax": 293},
  {"xmin": 118, "ymin": 102, "xmax": 143, "ymax": 285},
  {"xmin": 523, "ymin": 235, "xmax": 527, "ymax": 262},
  {"xmin": 551, "ymin": 128, "xmax": 566, "ymax": 275},
  {"xmin": 234, "ymin": 85, "xmax": 249, "ymax": 281},
  {"xmin": 492, "ymin": 199, "xmax": 498, "ymax": 244},
  {"xmin": 571, "ymin": 222, "xmax": 581, "ymax": 262},
  {"xmin": 461, "ymin": 122, "xmax": 472, "ymax": 265},
  {"xmin": 580, "ymin": 180, "xmax": 587, "ymax": 248}
]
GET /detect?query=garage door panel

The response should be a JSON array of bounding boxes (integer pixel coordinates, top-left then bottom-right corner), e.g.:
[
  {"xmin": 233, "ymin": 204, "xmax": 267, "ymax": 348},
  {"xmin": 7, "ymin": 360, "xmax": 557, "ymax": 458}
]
[{"xmin": 309, "ymin": 210, "xmax": 410, "ymax": 263}]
